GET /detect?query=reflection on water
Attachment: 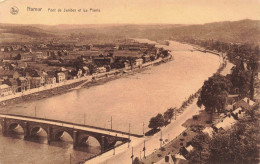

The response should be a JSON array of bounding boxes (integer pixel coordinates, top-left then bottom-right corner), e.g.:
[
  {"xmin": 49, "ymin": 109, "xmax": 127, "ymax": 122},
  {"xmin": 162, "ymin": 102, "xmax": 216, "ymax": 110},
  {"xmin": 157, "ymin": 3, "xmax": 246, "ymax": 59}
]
[
  {"xmin": 0, "ymin": 123, "xmax": 100, "ymax": 163},
  {"xmin": 0, "ymin": 41, "xmax": 220, "ymax": 164},
  {"xmin": 4, "ymin": 126, "xmax": 101, "ymax": 151}
]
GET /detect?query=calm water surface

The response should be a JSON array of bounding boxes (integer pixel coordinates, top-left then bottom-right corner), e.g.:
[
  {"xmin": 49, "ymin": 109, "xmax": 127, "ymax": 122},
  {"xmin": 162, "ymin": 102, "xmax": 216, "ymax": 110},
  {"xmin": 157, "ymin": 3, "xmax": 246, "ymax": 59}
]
[{"xmin": 0, "ymin": 41, "xmax": 220, "ymax": 164}]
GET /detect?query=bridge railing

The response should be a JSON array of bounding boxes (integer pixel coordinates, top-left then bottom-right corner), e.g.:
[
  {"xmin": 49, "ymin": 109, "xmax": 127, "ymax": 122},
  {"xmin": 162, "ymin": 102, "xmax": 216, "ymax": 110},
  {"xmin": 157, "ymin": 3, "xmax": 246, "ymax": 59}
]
[{"xmin": 0, "ymin": 113, "xmax": 143, "ymax": 138}]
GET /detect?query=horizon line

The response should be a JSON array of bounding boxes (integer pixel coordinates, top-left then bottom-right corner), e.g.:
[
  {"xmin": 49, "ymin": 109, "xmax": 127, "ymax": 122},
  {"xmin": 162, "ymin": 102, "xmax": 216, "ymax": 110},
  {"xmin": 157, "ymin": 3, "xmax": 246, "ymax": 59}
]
[{"xmin": 0, "ymin": 18, "xmax": 258, "ymax": 26}]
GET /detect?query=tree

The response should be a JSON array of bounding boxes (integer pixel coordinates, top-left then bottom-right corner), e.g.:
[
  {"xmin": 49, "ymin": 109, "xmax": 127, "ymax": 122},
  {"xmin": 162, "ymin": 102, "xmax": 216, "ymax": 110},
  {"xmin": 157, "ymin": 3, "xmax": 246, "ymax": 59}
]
[
  {"xmin": 148, "ymin": 113, "xmax": 164, "ymax": 130},
  {"xmin": 197, "ymin": 74, "xmax": 232, "ymax": 123},
  {"xmin": 133, "ymin": 157, "xmax": 143, "ymax": 164},
  {"xmin": 155, "ymin": 113, "xmax": 164, "ymax": 129},
  {"xmin": 247, "ymin": 54, "xmax": 259, "ymax": 99},
  {"xmin": 208, "ymin": 124, "xmax": 259, "ymax": 164},
  {"xmin": 163, "ymin": 108, "xmax": 174, "ymax": 124},
  {"xmin": 230, "ymin": 62, "xmax": 251, "ymax": 96},
  {"xmin": 187, "ymin": 116, "xmax": 259, "ymax": 164},
  {"xmin": 148, "ymin": 116, "xmax": 158, "ymax": 129}
]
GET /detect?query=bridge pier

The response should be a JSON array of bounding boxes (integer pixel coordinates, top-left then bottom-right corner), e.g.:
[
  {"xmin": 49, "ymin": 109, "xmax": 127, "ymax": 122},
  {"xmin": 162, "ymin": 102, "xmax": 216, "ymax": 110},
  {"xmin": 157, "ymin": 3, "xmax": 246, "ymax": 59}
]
[
  {"xmin": 23, "ymin": 121, "xmax": 30, "ymax": 139},
  {"xmin": 73, "ymin": 130, "xmax": 78, "ymax": 148},
  {"xmin": 47, "ymin": 126, "xmax": 52, "ymax": 144},
  {"xmin": 100, "ymin": 135, "xmax": 118, "ymax": 153},
  {"xmin": 1, "ymin": 118, "xmax": 7, "ymax": 136},
  {"xmin": 101, "ymin": 136, "xmax": 105, "ymax": 153}
]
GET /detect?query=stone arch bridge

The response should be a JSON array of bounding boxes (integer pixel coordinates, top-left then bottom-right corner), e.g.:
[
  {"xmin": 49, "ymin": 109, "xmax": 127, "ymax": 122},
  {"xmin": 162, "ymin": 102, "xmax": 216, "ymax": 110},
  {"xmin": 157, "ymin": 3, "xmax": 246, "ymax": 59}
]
[{"xmin": 0, "ymin": 114, "xmax": 139, "ymax": 152}]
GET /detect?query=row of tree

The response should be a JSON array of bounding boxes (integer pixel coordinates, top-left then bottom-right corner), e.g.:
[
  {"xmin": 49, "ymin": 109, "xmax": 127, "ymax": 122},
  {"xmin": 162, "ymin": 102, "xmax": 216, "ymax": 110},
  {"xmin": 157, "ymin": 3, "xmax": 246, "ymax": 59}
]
[
  {"xmin": 148, "ymin": 108, "xmax": 175, "ymax": 130},
  {"xmin": 180, "ymin": 89, "xmax": 201, "ymax": 110},
  {"xmin": 148, "ymin": 88, "xmax": 201, "ymax": 131}
]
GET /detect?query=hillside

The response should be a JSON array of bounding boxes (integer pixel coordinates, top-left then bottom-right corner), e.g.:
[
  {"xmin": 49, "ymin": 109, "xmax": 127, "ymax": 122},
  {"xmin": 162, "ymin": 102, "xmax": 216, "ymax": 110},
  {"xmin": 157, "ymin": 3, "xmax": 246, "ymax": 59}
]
[
  {"xmin": 166, "ymin": 19, "xmax": 260, "ymax": 44},
  {"xmin": 0, "ymin": 24, "xmax": 55, "ymax": 44},
  {"xmin": 0, "ymin": 19, "xmax": 259, "ymax": 45}
]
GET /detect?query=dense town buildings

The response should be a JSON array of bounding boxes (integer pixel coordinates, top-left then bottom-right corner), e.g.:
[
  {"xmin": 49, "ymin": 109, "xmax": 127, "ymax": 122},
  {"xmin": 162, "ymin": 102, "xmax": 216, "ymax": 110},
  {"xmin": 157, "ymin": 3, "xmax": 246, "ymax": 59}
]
[{"xmin": 0, "ymin": 40, "xmax": 170, "ymax": 97}]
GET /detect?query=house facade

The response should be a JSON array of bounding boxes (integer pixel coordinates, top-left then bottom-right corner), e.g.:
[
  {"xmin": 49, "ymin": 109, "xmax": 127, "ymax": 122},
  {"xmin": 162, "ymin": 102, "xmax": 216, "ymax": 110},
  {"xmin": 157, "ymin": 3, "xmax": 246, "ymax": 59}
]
[
  {"xmin": 46, "ymin": 76, "xmax": 56, "ymax": 85},
  {"xmin": 96, "ymin": 67, "xmax": 106, "ymax": 73},
  {"xmin": 30, "ymin": 77, "xmax": 41, "ymax": 89},
  {"xmin": 56, "ymin": 72, "xmax": 66, "ymax": 83},
  {"xmin": 17, "ymin": 77, "xmax": 30, "ymax": 92},
  {"xmin": 0, "ymin": 84, "xmax": 12, "ymax": 97},
  {"xmin": 135, "ymin": 58, "xmax": 143, "ymax": 66}
]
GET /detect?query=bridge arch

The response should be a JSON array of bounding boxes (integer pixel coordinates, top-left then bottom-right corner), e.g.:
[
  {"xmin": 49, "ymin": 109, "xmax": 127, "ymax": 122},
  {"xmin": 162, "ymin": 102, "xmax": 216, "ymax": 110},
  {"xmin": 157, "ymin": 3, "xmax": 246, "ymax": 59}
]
[
  {"xmin": 77, "ymin": 134, "xmax": 101, "ymax": 148},
  {"xmin": 78, "ymin": 134, "xmax": 91, "ymax": 145},
  {"xmin": 53, "ymin": 130, "xmax": 73, "ymax": 141},
  {"xmin": 8, "ymin": 122, "xmax": 20, "ymax": 130},
  {"xmin": 30, "ymin": 125, "xmax": 48, "ymax": 137},
  {"xmin": 7, "ymin": 122, "xmax": 25, "ymax": 134}
]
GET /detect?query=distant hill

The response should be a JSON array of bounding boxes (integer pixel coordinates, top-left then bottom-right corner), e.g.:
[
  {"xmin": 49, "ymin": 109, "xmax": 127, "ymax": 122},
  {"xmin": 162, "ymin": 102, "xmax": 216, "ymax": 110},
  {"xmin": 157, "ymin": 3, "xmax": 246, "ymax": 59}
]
[
  {"xmin": 0, "ymin": 19, "xmax": 259, "ymax": 45},
  {"xmin": 0, "ymin": 24, "xmax": 55, "ymax": 37},
  {"xmin": 164, "ymin": 19, "xmax": 260, "ymax": 44},
  {"xmin": 0, "ymin": 24, "xmax": 55, "ymax": 44}
]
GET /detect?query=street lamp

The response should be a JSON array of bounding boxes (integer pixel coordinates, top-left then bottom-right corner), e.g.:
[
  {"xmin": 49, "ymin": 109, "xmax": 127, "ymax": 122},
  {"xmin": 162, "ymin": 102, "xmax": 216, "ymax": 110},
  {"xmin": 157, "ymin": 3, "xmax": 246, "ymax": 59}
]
[
  {"xmin": 108, "ymin": 116, "xmax": 113, "ymax": 132},
  {"xmin": 111, "ymin": 116, "xmax": 112, "ymax": 131},
  {"xmin": 34, "ymin": 106, "xmax": 36, "ymax": 117},
  {"xmin": 84, "ymin": 112, "xmax": 86, "ymax": 125},
  {"xmin": 131, "ymin": 147, "xmax": 134, "ymax": 163},
  {"xmin": 128, "ymin": 122, "xmax": 131, "ymax": 148},
  {"xmin": 143, "ymin": 122, "xmax": 145, "ymax": 135},
  {"xmin": 143, "ymin": 140, "xmax": 146, "ymax": 159}
]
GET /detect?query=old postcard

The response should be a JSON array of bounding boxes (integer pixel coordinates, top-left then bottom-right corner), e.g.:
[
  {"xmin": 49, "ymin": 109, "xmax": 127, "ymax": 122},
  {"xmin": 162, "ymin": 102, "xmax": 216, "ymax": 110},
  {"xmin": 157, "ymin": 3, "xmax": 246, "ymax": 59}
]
[{"xmin": 0, "ymin": 0, "xmax": 259, "ymax": 164}]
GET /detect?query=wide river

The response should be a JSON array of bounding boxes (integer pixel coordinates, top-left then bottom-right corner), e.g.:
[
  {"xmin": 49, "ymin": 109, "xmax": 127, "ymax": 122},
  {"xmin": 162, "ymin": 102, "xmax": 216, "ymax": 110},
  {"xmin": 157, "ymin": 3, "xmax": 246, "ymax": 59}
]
[{"xmin": 0, "ymin": 41, "xmax": 220, "ymax": 164}]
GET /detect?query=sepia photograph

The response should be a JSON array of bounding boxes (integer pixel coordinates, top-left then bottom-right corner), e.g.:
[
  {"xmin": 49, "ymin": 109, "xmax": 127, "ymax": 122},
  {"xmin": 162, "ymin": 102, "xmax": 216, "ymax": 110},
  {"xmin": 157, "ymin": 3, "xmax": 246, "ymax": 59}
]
[{"xmin": 0, "ymin": 0, "xmax": 259, "ymax": 163}]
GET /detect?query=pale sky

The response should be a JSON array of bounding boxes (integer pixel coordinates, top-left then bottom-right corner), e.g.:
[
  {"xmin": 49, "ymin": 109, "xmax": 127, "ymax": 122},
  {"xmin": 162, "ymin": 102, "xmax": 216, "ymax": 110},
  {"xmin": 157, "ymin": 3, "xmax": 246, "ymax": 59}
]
[{"xmin": 0, "ymin": 0, "xmax": 259, "ymax": 25}]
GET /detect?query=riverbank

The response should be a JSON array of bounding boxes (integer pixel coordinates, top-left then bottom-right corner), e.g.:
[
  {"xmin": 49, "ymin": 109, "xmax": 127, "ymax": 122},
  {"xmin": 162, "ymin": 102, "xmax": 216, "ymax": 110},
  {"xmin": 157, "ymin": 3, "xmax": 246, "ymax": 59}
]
[
  {"xmin": 0, "ymin": 56, "xmax": 172, "ymax": 110},
  {"xmin": 139, "ymin": 44, "xmax": 232, "ymax": 164},
  {"xmin": 0, "ymin": 80, "xmax": 87, "ymax": 108},
  {"xmin": 143, "ymin": 42, "xmax": 228, "ymax": 135}
]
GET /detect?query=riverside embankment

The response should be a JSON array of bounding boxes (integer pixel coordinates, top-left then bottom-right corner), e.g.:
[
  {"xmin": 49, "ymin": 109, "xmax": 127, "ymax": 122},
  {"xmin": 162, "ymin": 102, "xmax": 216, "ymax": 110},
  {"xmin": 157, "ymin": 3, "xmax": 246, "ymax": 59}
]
[{"xmin": 0, "ymin": 54, "xmax": 171, "ymax": 108}]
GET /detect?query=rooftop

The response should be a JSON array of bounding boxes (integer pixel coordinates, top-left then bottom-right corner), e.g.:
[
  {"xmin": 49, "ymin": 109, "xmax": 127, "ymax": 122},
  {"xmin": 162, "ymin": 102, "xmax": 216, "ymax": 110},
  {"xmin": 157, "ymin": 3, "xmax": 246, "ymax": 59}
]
[
  {"xmin": 0, "ymin": 69, "xmax": 17, "ymax": 76},
  {"xmin": 113, "ymin": 50, "xmax": 142, "ymax": 57},
  {"xmin": 215, "ymin": 116, "xmax": 237, "ymax": 130},
  {"xmin": 0, "ymin": 84, "xmax": 10, "ymax": 89}
]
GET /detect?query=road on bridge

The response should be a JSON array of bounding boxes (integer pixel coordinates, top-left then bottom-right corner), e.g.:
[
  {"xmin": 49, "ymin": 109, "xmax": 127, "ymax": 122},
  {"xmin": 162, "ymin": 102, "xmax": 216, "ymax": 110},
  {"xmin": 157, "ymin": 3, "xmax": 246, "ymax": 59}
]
[{"xmin": 0, "ymin": 114, "xmax": 139, "ymax": 139}]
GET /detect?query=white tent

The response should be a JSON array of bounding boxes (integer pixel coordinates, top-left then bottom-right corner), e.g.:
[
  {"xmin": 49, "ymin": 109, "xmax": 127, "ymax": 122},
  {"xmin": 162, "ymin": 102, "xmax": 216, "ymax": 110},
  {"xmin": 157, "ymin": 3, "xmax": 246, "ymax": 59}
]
[{"xmin": 215, "ymin": 116, "xmax": 237, "ymax": 130}]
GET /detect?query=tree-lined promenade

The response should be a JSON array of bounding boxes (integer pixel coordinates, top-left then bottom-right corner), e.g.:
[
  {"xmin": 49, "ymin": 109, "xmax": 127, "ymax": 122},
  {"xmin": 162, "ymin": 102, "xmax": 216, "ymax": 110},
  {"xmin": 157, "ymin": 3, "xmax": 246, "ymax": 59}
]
[
  {"xmin": 188, "ymin": 41, "xmax": 260, "ymax": 164},
  {"xmin": 138, "ymin": 39, "xmax": 260, "ymax": 164},
  {"xmin": 182, "ymin": 41, "xmax": 259, "ymax": 164}
]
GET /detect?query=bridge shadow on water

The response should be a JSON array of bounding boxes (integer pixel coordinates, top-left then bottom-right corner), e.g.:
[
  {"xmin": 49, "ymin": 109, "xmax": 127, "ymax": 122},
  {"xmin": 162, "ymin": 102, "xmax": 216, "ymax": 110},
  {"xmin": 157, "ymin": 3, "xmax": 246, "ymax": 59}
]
[
  {"xmin": 3, "ymin": 124, "xmax": 25, "ymax": 140},
  {"xmin": 3, "ymin": 125, "xmax": 102, "ymax": 153}
]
